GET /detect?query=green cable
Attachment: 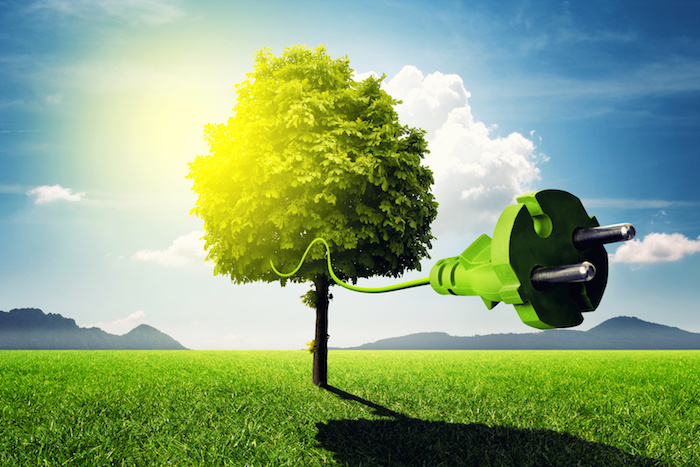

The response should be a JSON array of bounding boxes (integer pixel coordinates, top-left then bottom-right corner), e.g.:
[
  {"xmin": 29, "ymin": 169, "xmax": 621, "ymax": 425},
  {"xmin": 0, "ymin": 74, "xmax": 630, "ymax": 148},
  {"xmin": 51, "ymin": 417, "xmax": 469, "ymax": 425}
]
[{"xmin": 270, "ymin": 237, "xmax": 431, "ymax": 293}]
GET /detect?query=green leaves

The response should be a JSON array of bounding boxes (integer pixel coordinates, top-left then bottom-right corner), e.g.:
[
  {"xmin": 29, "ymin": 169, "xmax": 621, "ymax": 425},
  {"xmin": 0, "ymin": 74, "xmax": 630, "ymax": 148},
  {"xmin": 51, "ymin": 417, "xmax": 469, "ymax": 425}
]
[{"xmin": 187, "ymin": 44, "xmax": 437, "ymax": 285}]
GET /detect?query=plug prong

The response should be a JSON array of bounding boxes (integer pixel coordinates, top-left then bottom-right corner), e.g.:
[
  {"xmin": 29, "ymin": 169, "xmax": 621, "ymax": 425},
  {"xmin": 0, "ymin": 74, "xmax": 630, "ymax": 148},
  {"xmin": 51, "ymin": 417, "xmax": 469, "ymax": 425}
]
[
  {"xmin": 531, "ymin": 261, "xmax": 596, "ymax": 287},
  {"xmin": 573, "ymin": 223, "xmax": 636, "ymax": 250}
]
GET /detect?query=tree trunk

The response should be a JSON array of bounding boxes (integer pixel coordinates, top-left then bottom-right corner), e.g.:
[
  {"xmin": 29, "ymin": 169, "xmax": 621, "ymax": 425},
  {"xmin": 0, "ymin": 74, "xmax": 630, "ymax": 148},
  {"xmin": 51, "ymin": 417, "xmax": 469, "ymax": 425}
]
[{"xmin": 312, "ymin": 275, "xmax": 330, "ymax": 387}]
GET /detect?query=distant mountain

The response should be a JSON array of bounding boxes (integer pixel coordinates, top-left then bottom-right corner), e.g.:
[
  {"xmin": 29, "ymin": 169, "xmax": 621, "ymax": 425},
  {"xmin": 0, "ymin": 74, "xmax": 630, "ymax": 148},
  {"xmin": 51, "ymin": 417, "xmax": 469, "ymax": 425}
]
[
  {"xmin": 0, "ymin": 308, "xmax": 187, "ymax": 350},
  {"xmin": 345, "ymin": 316, "xmax": 700, "ymax": 350}
]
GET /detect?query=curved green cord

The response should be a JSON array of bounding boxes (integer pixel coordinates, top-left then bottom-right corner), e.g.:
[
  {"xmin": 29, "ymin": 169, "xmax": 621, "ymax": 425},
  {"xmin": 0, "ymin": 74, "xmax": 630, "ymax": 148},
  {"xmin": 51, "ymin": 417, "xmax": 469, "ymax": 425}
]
[{"xmin": 270, "ymin": 237, "xmax": 430, "ymax": 293}]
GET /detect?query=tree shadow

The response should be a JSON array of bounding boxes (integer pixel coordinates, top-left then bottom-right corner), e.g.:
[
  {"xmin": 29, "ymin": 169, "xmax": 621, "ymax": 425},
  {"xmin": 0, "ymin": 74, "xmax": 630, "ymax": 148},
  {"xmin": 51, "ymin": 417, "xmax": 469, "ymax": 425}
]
[
  {"xmin": 317, "ymin": 386, "xmax": 665, "ymax": 467},
  {"xmin": 323, "ymin": 385, "xmax": 410, "ymax": 420}
]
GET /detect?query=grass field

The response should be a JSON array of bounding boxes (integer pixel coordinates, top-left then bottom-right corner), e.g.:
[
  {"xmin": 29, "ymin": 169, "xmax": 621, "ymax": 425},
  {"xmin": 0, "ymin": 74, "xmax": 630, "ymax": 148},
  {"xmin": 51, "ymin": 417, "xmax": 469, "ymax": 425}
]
[{"xmin": 1, "ymin": 350, "xmax": 698, "ymax": 466}]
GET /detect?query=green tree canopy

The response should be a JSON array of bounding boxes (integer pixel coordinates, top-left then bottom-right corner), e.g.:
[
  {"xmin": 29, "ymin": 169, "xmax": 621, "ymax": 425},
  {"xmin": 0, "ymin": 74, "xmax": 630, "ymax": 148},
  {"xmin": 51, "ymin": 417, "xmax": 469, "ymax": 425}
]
[
  {"xmin": 187, "ymin": 45, "xmax": 437, "ymax": 286},
  {"xmin": 188, "ymin": 44, "xmax": 437, "ymax": 385}
]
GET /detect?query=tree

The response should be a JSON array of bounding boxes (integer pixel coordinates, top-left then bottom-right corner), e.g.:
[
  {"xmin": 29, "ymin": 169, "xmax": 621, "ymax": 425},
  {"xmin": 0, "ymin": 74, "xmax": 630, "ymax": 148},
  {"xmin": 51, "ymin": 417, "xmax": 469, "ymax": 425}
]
[{"xmin": 187, "ymin": 45, "xmax": 437, "ymax": 386}]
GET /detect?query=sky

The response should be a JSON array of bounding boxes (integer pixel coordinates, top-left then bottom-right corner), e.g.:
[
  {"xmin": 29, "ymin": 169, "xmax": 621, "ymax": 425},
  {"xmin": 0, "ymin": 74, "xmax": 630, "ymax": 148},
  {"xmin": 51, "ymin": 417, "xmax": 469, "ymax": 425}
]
[{"xmin": 1, "ymin": 0, "xmax": 699, "ymax": 350}]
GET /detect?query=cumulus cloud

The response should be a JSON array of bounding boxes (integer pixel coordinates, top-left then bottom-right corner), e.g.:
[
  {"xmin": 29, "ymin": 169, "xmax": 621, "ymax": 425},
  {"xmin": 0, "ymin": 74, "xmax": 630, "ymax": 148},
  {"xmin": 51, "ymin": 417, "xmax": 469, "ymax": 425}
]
[
  {"xmin": 132, "ymin": 231, "xmax": 206, "ymax": 267},
  {"xmin": 611, "ymin": 232, "xmax": 700, "ymax": 263},
  {"xmin": 386, "ymin": 66, "xmax": 470, "ymax": 140},
  {"xmin": 26, "ymin": 184, "xmax": 86, "ymax": 204},
  {"xmin": 384, "ymin": 66, "xmax": 543, "ymax": 234},
  {"xmin": 88, "ymin": 310, "xmax": 146, "ymax": 335}
]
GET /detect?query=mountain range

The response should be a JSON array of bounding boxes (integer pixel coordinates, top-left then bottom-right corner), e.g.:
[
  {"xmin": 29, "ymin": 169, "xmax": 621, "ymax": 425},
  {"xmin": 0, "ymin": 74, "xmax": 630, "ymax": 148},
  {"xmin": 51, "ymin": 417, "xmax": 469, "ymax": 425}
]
[
  {"xmin": 4, "ymin": 309, "xmax": 698, "ymax": 351},
  {"xmin": 0, "ymin": 308, "xmax": 187, "ymax": 350},
  {"xmin": 344, "ymin": 316, "xmax": 700, "ymax": 350}
]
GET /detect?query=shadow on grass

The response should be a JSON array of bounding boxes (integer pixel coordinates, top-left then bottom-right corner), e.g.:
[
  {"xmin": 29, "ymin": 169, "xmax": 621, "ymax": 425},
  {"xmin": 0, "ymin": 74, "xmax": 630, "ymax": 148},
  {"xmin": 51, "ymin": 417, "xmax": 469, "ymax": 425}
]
[{"xmin": 317, "ymin": 386, "xmax": 664, "ymax": 467}]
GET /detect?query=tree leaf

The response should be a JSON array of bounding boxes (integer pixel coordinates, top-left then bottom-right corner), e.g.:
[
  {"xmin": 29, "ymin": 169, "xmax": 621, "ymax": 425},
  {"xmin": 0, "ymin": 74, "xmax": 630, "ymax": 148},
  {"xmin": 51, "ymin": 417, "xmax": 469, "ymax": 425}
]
[{"xmin": 187, "ymin": 44, "xmax": 437, "ymax": 285}]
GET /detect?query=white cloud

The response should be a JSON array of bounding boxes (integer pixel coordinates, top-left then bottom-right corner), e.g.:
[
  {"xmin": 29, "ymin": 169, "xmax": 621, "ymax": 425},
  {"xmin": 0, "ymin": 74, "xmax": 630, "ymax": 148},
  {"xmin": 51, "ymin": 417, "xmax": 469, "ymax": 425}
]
[
  {"xmin": 384, "ymin": 66, "xmax": 542, "ymax": 234},
  {"xmin": 88, "ymin": 310, "xmax": 146, "ymax": 335},
  {"xmin": 132, "ymin": 230, "xmax": 206, "ymax": 267},
  {"xmin": 611, "ymin": 232, "xmax": 700, "ymax": 263},
  {"xmin": 385, "ymin": 66, "xmax": 470, "ymax": 140},
  {"xmin": 26, "ymin": 184, "xmax": 86, "ymax": 204}
]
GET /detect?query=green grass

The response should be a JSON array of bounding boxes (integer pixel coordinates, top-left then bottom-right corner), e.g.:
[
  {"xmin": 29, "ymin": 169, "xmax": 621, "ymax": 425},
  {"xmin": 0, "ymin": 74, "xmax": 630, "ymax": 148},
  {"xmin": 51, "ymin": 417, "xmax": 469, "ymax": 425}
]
[{"xmin": 1, "ymin": 350, "xmax": 697, "ymax": 466}]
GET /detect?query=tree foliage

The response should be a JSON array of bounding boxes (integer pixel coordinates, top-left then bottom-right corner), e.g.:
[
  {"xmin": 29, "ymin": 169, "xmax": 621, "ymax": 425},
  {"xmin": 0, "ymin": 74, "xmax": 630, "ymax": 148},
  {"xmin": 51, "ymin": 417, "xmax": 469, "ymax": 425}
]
[{"xmin": 187, "ymin": 44, "xmax": 437, "ymax": 286}]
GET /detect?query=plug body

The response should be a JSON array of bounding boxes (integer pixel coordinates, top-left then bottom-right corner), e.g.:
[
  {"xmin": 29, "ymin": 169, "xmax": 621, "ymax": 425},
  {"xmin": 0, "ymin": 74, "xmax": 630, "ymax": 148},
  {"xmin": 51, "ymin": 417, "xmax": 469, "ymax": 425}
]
[{"xmin": 429, "ymin": 190, "xmax": 614, "ymax": 329}]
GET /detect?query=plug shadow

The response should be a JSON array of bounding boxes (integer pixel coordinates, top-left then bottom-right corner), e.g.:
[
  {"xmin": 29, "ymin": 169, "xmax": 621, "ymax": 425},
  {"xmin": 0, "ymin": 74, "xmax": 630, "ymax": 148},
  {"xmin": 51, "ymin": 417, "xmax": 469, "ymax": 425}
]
[{"xmin": 318, "ymin": 386, "xmax": 664, "ymax": 467}]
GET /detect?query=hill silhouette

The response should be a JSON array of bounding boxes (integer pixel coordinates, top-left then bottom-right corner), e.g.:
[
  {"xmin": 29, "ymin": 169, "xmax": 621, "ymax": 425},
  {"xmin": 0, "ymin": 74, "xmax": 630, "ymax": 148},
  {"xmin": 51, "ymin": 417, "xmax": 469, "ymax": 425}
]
[
  {"xmin": 0, "ymin": 308, "xmax": 187, "ymax": 350},
  {"xmin": 345, "ymin": 316, "xmax": 700, "ymax": 350}
]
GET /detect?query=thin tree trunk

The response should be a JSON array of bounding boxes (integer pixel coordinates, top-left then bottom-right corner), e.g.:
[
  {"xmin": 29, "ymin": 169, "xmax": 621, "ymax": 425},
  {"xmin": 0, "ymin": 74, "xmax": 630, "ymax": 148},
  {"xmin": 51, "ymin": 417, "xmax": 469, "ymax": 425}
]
[{"xmin": 312, "ymin": 275, "xmax": 330, "ymax": 387}]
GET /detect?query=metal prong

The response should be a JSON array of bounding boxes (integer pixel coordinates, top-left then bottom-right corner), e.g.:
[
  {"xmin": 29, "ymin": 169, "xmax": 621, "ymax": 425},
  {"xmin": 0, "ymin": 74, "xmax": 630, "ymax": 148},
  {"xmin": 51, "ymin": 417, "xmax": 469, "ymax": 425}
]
[
  {"xmin": 531, "ymin": 261, "xmax": 596, "ymax": 287},
  {"xmin": 573, "ymin": 223, "xmax": 636, "ymax": 250}
]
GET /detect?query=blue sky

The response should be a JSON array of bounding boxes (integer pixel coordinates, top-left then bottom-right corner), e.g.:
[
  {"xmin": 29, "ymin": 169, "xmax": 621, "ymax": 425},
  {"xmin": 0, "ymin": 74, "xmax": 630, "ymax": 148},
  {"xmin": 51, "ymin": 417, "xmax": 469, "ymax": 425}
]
[{"xmin": 1, "ymin": 0, "xmax": 699, "ymax": 349}]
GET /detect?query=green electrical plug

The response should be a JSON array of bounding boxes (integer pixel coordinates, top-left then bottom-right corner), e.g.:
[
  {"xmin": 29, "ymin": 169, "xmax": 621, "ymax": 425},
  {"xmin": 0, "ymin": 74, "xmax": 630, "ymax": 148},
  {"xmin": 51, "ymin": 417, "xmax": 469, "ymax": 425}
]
[
  {"xmin": 428, "ymin": 189, "xmax": 635, "ymax": 329},
  {"xmin": 271, "ymin": 189, "xmax": 635, "ymax": 329}
]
